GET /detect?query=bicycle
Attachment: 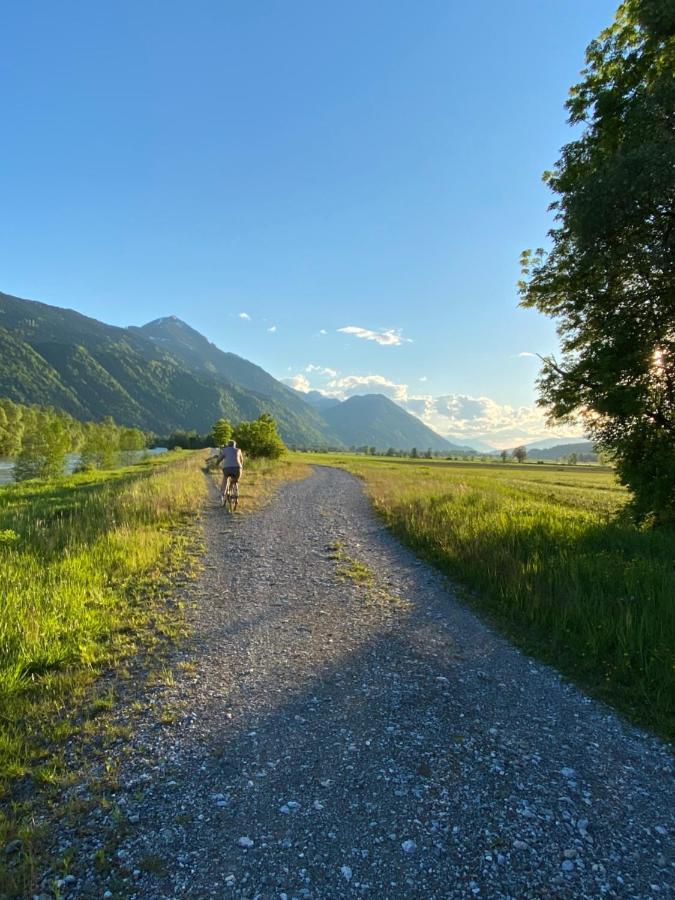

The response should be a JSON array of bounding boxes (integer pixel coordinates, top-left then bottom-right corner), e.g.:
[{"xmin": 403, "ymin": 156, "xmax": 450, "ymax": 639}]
[{"xmin": 221, "ymin": 474, "xmax": 239, "ymax": 512}]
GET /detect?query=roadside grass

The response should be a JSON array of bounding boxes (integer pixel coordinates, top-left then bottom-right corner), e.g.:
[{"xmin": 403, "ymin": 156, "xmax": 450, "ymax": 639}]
[
  {"xmin": 297, "ymin": 453, "xmax": 675, "ymax": 741},
  {"xmin": 0, "ymin": 451, "xmax": 206, "ymax": 894}
]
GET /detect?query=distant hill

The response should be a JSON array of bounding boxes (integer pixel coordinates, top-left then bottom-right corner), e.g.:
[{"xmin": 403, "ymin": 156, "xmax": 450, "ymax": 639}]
[
  {"xmin": 318, "ymin": 393, "xmax": 460, "ymax": 452},
  {"xmin": 526, "ymin": 441, "xmax": 597, "ymax": 461},
  {"xmin": 0, "ymin": 292, "xmax": 339, "ymax": 445},
  {"xmin": 298, "ymin": 389, "xmax": 342, "ymax": 413}
]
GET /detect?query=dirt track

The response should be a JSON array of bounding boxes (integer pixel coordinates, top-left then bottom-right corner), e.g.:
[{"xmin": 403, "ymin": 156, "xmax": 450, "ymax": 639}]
[{"xmin": 47, "ymin": 466, "xmax": 673, "ymax": 899}]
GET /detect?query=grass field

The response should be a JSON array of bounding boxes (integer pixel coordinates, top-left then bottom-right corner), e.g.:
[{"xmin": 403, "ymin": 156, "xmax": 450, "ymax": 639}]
[
  {"xmin": 0, "ymin": 451, "xmax": 206, "ymax": 891},
  {"xmin": 298, "ymin": 453, "xmax": 675, "ymax": 741}
]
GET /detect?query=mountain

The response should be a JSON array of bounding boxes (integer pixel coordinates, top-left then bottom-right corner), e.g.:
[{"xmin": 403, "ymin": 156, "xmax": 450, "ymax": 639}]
[
  {"xmin": 133, "ymin": 316, "xmax": 340, "ymax": 445},
  {"xmin": 0, "ymin": 292, "xmax": 459, "ymax": 452},
  {"xmin": 451, "ymin": 437, "xmax": 495, "ymax": 453},
  {"xmin": 526, "ymin": 441, "xmax": 597, "ymax": 461},
  {"xmin": 318, "ymin": 394, "xmax": 459, "ymax": 452},
  {"xmin": 296, "ymin": 389, "xmax": 342, "ymax": 413},
  {"xmin": 0, "ymin": 292, "xmax": 339, "ymax": 445},
  {"xmin": 523, "ymin": 437, "xmax": 586, "ymax": 451}
]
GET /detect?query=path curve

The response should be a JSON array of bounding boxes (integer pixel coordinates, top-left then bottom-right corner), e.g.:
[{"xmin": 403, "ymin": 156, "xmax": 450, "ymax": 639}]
[{"xmin": 58, "ymin": 466, "xmax": 673, "ymax": 898}]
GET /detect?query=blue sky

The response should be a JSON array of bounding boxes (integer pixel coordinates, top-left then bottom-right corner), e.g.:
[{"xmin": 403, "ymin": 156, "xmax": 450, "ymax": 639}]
[{"xmin": 0, "ymin": 1, "xmax": 618, "ymax": 447}]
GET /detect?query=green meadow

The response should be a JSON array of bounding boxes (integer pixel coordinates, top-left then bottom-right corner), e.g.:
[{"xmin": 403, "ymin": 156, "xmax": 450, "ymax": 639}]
[
  {"xmin": 299, "ymin": 453, "xmax": 675, "ymax": 740},
  {"xmin": 0, "ymin": 453, "xmax": 207, "ymax": 779},
  {"xmin": 0, "ymin": 452, "xmax": 206, "ymax": 892}
]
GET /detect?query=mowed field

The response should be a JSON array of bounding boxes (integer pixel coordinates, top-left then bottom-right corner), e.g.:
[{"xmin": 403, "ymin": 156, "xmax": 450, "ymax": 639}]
[{"xmin": 298, "ymin": 453, "xmax": 675, "ymax": 740}]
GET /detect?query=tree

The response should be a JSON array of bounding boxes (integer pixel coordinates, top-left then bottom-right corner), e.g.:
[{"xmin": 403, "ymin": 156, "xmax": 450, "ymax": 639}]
[
  {"xmin": 212, "ymin": 418, "xmax": 233, "ymax": 446},
  {"xmin": 500, "ymin": 449, "xmax": 509, "ymax": 462},
  {"xmin": 410, "ymin": 447, "xmax": 418, "ymax": 459},
  {"xmin": 14, "ymin": 410, "xmax": 72, "ymax": 480},
  {"xmin": 119, "ymin": 427, "xmax": 146, "ymax": 452},
  {"xmin": 513, "ymin": 446, "xmax": 527, "ymax": 463},
  {"xmin": 119, "ymin": 427, "xmax": 146, "ymax": 464},
  {"xmin": 80, "ymin": 417, "xmax": 120, "ymax": 469},
  {"xmin": 233, "ymin": 414, "xmax": 286, "ymax": 459},
  {"xmin": 0, "ymin": 399, "xmax": 24, "ymax": 457},
  {"xmin": 519, "ymin": 0, "xmax": 675, "ymax": 524}
]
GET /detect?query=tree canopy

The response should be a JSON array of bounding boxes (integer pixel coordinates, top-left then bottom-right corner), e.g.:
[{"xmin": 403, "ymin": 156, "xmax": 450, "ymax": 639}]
[
  {"xmin": 232, "ymin": 413, "xmax": 286, "ymax": 459},
  {"xmin": 0, "ymin": 398, "xmax": 147, "ymax": 480},
  {"xmin": 519, "ymin": 0, "xmax": 674, "ymax": 524}
]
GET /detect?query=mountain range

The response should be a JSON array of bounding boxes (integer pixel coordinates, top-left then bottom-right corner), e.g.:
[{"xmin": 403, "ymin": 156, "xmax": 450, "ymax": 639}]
[
  {"xmin": 0, "ymin": 291, "xmax": 461, "ymax": 451},
  {"xmin": 525, "ymin": 441, "xmax": 597, "ymax": 461}
]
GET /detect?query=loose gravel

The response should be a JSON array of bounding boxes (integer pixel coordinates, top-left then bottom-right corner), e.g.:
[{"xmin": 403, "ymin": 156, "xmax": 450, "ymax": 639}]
[{"xmin": 39, "ymin": 466, "xmax": 673, "ymax": 898}]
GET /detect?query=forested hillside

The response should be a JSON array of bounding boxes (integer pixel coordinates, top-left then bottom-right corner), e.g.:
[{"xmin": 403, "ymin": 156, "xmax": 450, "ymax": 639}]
[{"xmin": 0, "ymin": 292, "xmax": 340, "ymax": 445}]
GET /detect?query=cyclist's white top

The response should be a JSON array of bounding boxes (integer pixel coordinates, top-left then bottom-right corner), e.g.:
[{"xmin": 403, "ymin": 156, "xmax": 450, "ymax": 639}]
[{"xmin": 220, "ymin": 446, "xmax": 243, "ymax": 468}]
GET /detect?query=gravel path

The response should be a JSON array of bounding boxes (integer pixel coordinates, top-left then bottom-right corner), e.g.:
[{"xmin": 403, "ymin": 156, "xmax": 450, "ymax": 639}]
[{"xmin": 51, "ymin": 466, "xmax": 673, "ymax": 899}]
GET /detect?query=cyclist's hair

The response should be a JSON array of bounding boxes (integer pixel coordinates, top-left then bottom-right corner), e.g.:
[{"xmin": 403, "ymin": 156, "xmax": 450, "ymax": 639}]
[{"xmin": 227, "ymin": 440, "xmax": 236, "ymax": 447}]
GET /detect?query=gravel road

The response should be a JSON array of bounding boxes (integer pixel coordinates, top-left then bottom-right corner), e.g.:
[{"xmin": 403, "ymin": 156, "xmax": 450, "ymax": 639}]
[{"xmin": 48, "ymin": 466, "xmax": 673, "ymax": 899}]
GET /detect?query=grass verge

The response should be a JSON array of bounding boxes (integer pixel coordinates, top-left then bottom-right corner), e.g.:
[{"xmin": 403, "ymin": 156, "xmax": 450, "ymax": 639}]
[
  {"xmin": 0, "ymin": 451, "xmax": 206, "ymax": 895},
  {"xmin": 298, "ymin": 453, "xmax": 675, "ymax": 741}
]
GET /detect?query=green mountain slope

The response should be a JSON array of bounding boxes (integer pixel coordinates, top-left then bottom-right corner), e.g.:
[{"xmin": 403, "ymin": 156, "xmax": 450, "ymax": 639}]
[
  {"xmin": 0, "ymin": 292, "xmax": 339, "ymax": 444},
  {"xmin": 319, "ymin": 394, "xmax": 456, "ymax": 451},
  {"xmin": 134, "ymin": 317, "xmax": 340, "ymax": 446},
  {"xmin": 0, "ymin": 327, "xmax": 86, "ymax": 415}
]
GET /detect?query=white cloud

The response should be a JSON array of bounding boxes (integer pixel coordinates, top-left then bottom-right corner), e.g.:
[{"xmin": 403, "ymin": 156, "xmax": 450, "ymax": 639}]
[
  {"xmin": 319, "ymin": 329, "xmax": 328, "ymax": 335},
  {"xmin": 267, "ymin": 325, "xmax": 277, "ymax": 332},
  {"xmin": 405, "ymin": 393, "xmax": 584, "ymax": 448},
  {"xmin": 328, "ymin": 374, "xmax": 409, "ymax": 402},
  {"xmin": 419, "ymin": 376, "xmax": 428, "ymax": 382},
  {"xmin": 306, "ymin": 364, "xmax": 338, "ymax": 377},
  {"xmin": 517, "ymin": 351, "xmax": 537, "ymax": 358},
  {"xmin": 238, "ymin": 312, "xmax": 251, "ymax": 320},
  {"xmin": 283, "ymin": 374, "xmax": 311, "ymax": 392},
  {"xmin": 282, "ymin": 363, "xmax": 585, "ymax": 447},
  {"xmin": 337, "ymin": 326, "xmax": 410, "ymax": 346}
]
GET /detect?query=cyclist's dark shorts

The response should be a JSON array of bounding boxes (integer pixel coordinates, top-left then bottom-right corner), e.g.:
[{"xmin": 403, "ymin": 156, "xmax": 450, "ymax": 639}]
[{"xmin": 223, "ymin": 466, "xmax": 242, "ymax": 481}]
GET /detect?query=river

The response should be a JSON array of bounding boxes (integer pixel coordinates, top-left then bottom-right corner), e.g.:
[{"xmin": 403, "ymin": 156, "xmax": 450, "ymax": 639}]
[{"xmin": 0, "ymin": 448, "xmax": 168, "ymax": 486}]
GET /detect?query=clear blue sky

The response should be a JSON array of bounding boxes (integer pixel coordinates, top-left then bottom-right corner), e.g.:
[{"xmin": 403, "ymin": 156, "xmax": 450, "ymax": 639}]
[{"xmin": 0, "ymin": 1, "xmax": 618, "ymax": 446}]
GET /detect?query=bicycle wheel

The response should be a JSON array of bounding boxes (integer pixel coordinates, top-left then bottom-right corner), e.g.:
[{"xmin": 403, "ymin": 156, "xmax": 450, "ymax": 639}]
[{"xmin": 231, "ymin": 481, "xmax": 239, "ymax": 511}]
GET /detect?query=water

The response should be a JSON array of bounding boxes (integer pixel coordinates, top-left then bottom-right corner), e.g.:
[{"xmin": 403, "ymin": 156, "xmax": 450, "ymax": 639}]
[{"xmin": 0, "ymin": 447, "xmax": 168, "ymax": 487}]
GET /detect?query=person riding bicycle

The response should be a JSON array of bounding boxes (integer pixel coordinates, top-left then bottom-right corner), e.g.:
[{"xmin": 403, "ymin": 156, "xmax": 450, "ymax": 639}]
[{"xmin": 215, "ymin": 439, "xmax": 243, "ymax": 497}]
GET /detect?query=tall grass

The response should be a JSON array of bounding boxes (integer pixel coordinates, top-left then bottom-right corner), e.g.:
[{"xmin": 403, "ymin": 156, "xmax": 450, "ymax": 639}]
[
  {"xmin": 0, "ymin": 453, "xmax": 207, "ymax": 783},
  {"xmin": 303, "ymin": 455, "xmax": 675, "ymax": 739}
]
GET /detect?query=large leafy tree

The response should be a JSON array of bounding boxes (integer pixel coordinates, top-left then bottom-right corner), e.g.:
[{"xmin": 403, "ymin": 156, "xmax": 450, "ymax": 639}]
[
  {"xmin": 212, "ymin": 418, "xmax": 233, "ymax": 446},
  {"xmin": 520, "ymin": 0, "xmax": 674, "ymax": 524},
  {"xmin": 233, "ymin": 413, "xmax": 286, "ymax": 459}
]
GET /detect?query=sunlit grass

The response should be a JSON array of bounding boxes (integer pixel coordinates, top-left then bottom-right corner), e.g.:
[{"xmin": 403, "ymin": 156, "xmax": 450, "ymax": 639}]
[
  {"xmin": 297, "ymin": 453, "xmax": 675, "ymax": 740},
  {"xmin": 0, "ymin": 451, "xmax": 206, "ymax": 894}
]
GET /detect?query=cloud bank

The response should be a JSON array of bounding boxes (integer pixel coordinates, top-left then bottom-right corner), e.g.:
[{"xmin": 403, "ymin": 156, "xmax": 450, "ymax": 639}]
[
  {"xmin": 337, "ymin": 326, "xmax": 409, "ymax": 346},
  {"xmin": 284, "ymin": 365, "xmax": 584, "ymax": 447}
]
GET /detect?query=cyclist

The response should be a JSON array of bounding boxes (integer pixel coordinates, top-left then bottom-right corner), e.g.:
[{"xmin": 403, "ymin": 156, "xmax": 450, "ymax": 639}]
[{"xmin": 214, "ymin": 439, "xmax": 244, "ymax": 501}]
